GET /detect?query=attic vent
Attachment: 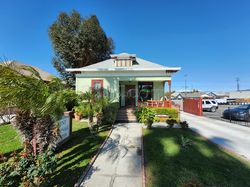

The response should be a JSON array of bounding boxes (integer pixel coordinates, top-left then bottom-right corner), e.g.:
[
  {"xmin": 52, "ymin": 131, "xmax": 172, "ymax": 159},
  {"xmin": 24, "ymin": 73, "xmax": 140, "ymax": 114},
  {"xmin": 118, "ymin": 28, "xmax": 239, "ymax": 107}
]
[
  {"xmin": 111, "ymin": 53, "xmax": 136, "ymax": 67},
  {"xmin": 115, "ymin": 59, "xmax": 132, "ymax": 67}
]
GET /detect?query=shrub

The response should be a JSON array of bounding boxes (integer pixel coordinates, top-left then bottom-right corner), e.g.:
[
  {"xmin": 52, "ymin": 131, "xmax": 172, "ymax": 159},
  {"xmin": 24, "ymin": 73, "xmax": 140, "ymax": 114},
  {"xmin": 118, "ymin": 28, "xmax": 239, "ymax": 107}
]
[
  {"xmin": 180, "ymin": 121, "xmax": 189, "ymax": 130},
  {"xmin": 0, "ymin": 149, "xmax": 57, "ymax": 187},
  {"xmin": 102, "ymin": 102, "xmax": 119, "ymax": 125},
  {"xmin": 136, "ymin": 107, "xmax": 155, "ymax": 128},
  {"xmin": 180, "ymin": 135, "xmax": 193, "ymax": 149},
  {"xmin": 152, "ymin": 108, "xmax": 179, "ymax": 119},
  {"xmin": 74, "ymin": 104, "xmax": 88, "ymax": 117},
  {"xmin": 166, "ymin": 118, "xmax": 177, "ymax": 128}
]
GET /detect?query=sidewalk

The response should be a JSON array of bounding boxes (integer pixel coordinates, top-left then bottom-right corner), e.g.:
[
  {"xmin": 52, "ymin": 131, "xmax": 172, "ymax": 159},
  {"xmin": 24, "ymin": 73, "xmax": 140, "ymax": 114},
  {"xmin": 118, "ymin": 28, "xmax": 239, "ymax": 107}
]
[
  {"xmin": 80, "ymin": 123, "xmax": 143, "ymax": 187},
  {"xmin": 181, "ymin": 112, "xmax": 250, "ymax": 160}
]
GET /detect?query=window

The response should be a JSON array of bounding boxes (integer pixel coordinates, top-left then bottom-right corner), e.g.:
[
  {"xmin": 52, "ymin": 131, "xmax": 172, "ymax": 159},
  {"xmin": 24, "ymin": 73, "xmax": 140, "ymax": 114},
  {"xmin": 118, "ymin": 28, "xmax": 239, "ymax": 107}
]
[
  {"xmin": 91, "ymin": 80, "xmax": 103, "ymax": 97},
  {"xmin": 138, "ymin": 82, "xmax": 153, "ymax": 101},
  {"xmin": 205, "ymin": 101, "xmax": 211, "ymax": 104}
]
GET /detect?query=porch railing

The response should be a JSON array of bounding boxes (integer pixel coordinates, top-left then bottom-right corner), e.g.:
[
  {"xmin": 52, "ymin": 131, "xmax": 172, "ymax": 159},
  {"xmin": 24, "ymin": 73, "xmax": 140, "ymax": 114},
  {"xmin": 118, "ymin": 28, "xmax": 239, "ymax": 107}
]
[{"xmin": 138, "ymin": 100, "xmax": 172, "ymax": 109}]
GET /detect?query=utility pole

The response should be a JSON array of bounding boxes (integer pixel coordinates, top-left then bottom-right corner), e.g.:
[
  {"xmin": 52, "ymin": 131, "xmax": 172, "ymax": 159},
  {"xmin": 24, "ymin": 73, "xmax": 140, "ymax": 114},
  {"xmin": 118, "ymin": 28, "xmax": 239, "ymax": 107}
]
[
  {"xmin": 184, "ymin": 74, "xmax": 188, "ymax": 94},
  {"xmin": 236, "ymin": 77, "xmax": 240, "ymax": 91}
]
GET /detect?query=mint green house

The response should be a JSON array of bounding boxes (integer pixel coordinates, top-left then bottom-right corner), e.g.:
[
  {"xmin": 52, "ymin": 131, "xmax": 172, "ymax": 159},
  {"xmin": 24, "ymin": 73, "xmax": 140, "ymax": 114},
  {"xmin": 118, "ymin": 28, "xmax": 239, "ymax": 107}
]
[{"xmin": 66, "ymin": 53, "xmax": 180, "ymax": 107}]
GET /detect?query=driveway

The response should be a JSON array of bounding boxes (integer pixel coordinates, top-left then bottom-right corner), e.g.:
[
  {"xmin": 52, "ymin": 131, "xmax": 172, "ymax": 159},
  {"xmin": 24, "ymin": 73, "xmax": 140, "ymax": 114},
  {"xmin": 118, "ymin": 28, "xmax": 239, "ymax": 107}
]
[
  {"xmin": 80, "ymin": 123, "xmax": 143, "ymax": 187},
  {"xmin": 181, "ymin": 112, "xmax": 250, "ymax": 160}
]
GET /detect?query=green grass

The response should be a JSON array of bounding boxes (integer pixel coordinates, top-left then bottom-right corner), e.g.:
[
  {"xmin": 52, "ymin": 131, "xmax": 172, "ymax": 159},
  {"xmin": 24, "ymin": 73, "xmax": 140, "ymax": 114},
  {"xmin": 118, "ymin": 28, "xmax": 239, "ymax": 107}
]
[
  {"xmin": 49, "ymin": 120, "xmax": 111, "ymax": 186},
  {"xmin": 0, "ymin": 124, "xmax": 22, "ymax": 155},
  {"xmin": 144, "ymin": 128, "xmax": 250, "ymax": 187},
  {"xmin": 0, "ymin": 120, "xmax": 111, "ymax": 186}
]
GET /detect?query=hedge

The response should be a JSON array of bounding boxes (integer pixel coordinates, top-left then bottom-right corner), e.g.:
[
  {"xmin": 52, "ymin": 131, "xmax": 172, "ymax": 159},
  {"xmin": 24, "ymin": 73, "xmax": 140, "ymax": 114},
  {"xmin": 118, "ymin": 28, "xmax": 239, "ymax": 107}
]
[
  {"xmin": 102, "ymin": 102, "xmax": 119, "ymax": 125},
  {"xmin": 151, "ymin": 108, "xmax": 179, "ymax": 119}
]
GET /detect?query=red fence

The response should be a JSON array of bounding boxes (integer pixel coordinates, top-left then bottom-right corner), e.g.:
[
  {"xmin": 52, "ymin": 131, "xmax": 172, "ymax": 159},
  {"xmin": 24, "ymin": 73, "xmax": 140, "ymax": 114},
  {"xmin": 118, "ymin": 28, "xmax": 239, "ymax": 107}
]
[{"xmin": 183, "ymin": 98, "xmax": 203, "ymax": 116}]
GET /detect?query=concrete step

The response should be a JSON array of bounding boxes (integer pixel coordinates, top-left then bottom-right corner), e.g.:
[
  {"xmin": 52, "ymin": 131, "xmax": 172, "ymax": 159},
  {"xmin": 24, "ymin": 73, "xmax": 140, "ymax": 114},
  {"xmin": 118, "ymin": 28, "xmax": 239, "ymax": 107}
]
[{"xmin": 116, "ymin": 108, "xmax": 137, "ymax": 123}]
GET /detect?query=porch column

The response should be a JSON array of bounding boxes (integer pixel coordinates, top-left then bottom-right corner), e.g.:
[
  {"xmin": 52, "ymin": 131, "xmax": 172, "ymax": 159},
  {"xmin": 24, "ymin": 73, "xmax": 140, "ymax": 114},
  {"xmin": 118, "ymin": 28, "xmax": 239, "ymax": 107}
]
[{"xmin": 167, "ymin": 80, "xmax": 172, "ymax": 95}]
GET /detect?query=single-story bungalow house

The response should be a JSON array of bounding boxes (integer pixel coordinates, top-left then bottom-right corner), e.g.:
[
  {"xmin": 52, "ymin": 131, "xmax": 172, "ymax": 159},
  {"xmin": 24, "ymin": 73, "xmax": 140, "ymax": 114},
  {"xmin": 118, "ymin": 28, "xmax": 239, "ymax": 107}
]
[
  {"xmin": 1, "ymin": 60, "xmax": 55, "ymax": 82},
  {"xmin": 173, "ymin": 92, "xmax": 211, "ymax": 100},
  {"xmin": 229, "ymin": 90, "xmax": 250, "ymax": 99},
  {"xmin": 66, "ymin": 53, "xmax": 180, "ymax": 108},
  {"xmin": 207, "ymin": 91, "xmax": 229, "ymax": 99}
]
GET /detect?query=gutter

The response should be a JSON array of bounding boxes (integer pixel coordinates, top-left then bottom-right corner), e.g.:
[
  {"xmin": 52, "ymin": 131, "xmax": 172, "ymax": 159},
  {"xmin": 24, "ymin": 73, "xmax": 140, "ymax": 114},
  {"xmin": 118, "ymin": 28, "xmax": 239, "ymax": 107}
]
[{"xmin": 66, "ymin": 67, "xmax": 181, "ymax": 72}]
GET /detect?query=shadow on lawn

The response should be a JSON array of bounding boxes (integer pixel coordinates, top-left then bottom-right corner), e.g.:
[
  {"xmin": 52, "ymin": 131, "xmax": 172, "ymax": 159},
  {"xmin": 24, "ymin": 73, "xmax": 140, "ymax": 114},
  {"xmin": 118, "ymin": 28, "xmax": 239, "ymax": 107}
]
[
  {"xmin": 144, "ymin": 128, "xmax": 250, "ymax": 187},
  {"xmin": 50, "ymin": 124, "xmax": 110, "ymax": 187}
]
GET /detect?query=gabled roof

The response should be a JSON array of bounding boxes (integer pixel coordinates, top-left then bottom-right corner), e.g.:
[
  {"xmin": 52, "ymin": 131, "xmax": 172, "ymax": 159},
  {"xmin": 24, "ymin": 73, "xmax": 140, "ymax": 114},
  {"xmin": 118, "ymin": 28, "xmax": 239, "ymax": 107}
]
[
  {"xmin": 1, "ymin": 61, "xmax": 55, "ymax": 81},
  {"xmin": 66, "ymin": 53, "xmax": 181, "ymax": 72},
  {"xmin": 174, "ymin": 92, "xmax": 211, "ymax": 99}
]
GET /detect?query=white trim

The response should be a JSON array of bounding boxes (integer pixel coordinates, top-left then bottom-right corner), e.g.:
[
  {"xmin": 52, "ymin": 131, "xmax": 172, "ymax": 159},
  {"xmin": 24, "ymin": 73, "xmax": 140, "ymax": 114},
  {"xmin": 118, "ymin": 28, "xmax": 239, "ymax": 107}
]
[
  {"xmin": 66, "ymin": 67, "xmax": 181, "ymax": 72},
  {"xmin": 76, "ymin": 70, "xmax": 171, "ymax": 77}
]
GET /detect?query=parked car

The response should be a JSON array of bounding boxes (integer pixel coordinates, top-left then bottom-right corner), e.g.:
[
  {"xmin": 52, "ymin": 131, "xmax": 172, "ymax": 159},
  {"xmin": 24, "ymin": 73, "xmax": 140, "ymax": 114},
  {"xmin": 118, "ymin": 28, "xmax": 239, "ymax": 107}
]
[
  {"xmin": 202, "ymin": 99, "xmax": 218, "ymax": 112},
  {"xmin": 223, "ymin": 104, "xmax": 250, "ymax": 122}
]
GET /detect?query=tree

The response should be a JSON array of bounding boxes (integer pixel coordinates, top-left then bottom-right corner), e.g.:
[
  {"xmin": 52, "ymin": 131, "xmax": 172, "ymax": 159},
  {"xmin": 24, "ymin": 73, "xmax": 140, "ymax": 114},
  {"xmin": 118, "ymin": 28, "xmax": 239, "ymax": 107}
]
[
  {"xmin": 0, "ymin": 63, "xmax": 75, "ymax": 154},
  {"xmin": 49, "ymin": 10, "xmax": 114, "ymax": 87}
]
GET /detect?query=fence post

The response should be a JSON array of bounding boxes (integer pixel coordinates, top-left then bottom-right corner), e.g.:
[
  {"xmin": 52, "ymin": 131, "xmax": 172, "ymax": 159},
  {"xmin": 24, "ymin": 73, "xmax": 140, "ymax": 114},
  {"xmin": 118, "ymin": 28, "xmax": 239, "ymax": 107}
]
[
  {"xmin": 199, "ymin": 97, "xmax": 203, "ymax": 116},
  {"xmin": 64, "ymin": 111, "xmax": 73, "ymax": 137}
]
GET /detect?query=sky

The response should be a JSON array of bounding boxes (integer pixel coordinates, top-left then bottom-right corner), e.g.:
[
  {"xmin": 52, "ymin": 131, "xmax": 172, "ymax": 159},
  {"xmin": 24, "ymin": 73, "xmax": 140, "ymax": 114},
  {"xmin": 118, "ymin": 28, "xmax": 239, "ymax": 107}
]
[{"xmin": 0, "ymin": 0, "xmax": 250, "ymax": 92}]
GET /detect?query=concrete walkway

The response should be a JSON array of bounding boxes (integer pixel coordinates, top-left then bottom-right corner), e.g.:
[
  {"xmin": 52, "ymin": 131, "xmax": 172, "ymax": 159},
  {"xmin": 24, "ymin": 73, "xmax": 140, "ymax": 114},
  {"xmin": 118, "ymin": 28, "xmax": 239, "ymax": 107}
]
[
  {"xmin": 181, "ymin": 112, "xmax": 250, "ymax": 160},
  {"xmin": 80, "ymin": 123, "xmax": 143, "ymax": 187}
]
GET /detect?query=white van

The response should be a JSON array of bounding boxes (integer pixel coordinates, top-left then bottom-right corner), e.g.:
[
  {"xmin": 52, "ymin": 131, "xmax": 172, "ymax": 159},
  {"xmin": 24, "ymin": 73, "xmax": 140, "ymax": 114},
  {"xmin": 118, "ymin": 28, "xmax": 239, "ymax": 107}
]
[{"xmin": 202, "ymin": 99, "xmax": 218, "ymax": 112}]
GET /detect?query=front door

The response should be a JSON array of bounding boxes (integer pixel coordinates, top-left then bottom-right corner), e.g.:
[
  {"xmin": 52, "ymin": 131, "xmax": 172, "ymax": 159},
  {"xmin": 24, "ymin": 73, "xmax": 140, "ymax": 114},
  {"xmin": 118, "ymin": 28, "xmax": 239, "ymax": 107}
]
[{"xmin": 125, "ymin": 85, "xmax": 136, "ymax": 107}]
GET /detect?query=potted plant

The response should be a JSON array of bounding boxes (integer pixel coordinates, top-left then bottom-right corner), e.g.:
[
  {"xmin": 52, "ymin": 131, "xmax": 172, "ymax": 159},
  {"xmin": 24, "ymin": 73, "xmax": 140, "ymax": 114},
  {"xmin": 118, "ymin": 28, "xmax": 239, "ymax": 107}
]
[
  {"xmin": 74, "ymin": 106, "xmax": 82, "ymax": 121},
  {"xmin": 82, "ymin": 90, "xmax": 108, "ymax": 133}
]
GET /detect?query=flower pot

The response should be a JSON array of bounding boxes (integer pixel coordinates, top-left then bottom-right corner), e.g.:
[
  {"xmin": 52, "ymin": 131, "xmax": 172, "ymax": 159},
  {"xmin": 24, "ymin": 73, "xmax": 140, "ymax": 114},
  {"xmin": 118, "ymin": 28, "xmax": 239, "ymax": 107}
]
[{"xmin": 74, "ymin": 113, "xmax": 81, "ymax": 121}]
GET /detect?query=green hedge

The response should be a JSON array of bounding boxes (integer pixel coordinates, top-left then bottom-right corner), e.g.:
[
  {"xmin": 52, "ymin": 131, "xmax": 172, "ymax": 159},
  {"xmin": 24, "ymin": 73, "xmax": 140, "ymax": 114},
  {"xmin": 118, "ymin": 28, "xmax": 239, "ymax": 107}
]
[
  {"xmin": 102, "ymin": 102, "xmax": 119, "ymax": 125},
  {"xmin": 151, "ymin": 108, "xmax": 179, "ymax": 119}
]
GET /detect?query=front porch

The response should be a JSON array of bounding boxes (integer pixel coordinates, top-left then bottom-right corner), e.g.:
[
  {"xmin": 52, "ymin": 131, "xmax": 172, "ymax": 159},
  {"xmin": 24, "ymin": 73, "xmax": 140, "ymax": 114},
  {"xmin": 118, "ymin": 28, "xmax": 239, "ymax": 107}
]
[{"xmin": 119, "ymin": 80, "xmax": 172, "ymax": 108}]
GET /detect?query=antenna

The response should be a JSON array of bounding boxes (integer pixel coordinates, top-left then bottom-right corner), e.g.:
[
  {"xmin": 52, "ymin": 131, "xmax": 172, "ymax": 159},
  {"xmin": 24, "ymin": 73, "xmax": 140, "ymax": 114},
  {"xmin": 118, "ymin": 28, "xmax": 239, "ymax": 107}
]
[{"xmin": 236, "ymin": 77, "xmax": 240, "ymax": 91}]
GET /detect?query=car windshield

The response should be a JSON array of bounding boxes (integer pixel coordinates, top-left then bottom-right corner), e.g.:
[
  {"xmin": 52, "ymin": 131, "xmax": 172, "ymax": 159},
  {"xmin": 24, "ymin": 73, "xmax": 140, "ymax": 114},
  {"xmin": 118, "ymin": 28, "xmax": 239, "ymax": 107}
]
[
  {"xmin": 236, "ymin": 105, "xmax": 250, "ymax": 110},
  {"xmin": 211, "ymin": 101, "xmax": 216, "ymax": 104}
]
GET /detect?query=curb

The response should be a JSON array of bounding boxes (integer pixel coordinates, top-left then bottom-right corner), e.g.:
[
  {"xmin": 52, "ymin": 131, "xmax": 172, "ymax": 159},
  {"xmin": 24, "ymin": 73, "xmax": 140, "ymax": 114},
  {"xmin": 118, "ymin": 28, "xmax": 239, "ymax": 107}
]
[
  {"xmin": 141, "ymin": 127, "xmax": 146, "ymax": 187},
  {"xmin": 74, "ymin": 124, "xmax": 114, "ymax": 187}
]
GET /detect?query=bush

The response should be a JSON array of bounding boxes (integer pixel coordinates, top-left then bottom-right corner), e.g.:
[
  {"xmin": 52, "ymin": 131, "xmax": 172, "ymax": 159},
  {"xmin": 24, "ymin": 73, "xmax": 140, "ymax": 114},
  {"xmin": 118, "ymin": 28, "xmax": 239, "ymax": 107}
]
[
  {"xmin": 166, "ymin": 118, "xmax": 178, "ymax": 128},
  {"xmin": 180, "ymin": 135, "xmax": 192, "ymax": 149},
  {"xmin": 0, "ymin": 149, "xmax": 57, "ymax": 187},
  {"xmin": 74, "ymin": 104, "xmax": 88, "ymax": 117},
  {"xmin": 102, "ymin": 102, "xmax": 119, "ymax": 125},
  {"xmin": 180, "ymin": 121, "xmax": 189, "ymax": 130},
  {"xmin": 135, "ymin": 108, "xmax": 155, "ymax": 128},
  {"xmin": 152, "ymin": 108, "xmax": 179, "ymax": 119}
]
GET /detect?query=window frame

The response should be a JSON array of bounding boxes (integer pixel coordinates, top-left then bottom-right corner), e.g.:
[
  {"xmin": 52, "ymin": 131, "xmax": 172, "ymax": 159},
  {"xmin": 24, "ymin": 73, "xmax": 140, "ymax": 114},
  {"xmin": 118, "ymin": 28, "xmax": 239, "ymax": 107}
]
[{"xmin": 91, "ymin": 79, "xmax": 104, "ymax": 97}]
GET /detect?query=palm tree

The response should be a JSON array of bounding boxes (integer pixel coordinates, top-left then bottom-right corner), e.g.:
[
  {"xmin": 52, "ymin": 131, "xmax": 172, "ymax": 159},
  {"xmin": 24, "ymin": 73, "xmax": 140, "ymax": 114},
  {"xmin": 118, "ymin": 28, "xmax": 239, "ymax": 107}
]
[
  {"xmin": 0, "ymin": 63, "xmax": 73, "ymax": 154},
  {"xmin": 81, "ymin": 90, "xmax": 108, "ymax": 133}
]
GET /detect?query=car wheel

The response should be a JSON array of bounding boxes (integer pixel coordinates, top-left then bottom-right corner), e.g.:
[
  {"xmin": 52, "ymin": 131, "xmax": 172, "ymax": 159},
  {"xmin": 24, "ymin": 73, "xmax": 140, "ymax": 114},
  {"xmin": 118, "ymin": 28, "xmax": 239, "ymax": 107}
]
[
  {"xmin": 246, "ymin": 116, "xmax": 250, "ymax": 122},
  {"xmin": 210, "ymin": 107, "xmax": 216, "ymax": 112}
]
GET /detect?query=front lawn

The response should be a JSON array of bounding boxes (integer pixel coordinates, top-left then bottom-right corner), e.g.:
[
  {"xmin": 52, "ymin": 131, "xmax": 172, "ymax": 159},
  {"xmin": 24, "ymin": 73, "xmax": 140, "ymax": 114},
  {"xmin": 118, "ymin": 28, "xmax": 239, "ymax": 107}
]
[
  {"xmin": 144, "ymin": 128, "xmax": 250, "ymax": 187},
  {"xmin": 0, "ymin": 120, "xmax": 111, "ymax": 186},
  {"xmin": 49, "ymin": 120, "xmax": 111, "ymax": 186},
  {"xmin": 0, "ymin": 123, "xmax": 22, "ymax": 156}
]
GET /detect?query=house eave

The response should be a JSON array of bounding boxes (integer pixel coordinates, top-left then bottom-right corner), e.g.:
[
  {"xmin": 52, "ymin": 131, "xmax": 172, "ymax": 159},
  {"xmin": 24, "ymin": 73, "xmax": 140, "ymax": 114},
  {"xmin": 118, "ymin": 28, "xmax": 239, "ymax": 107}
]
[{"xmin": 66, "ymin": 67, "xmax": 181, "ymax": 73}]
